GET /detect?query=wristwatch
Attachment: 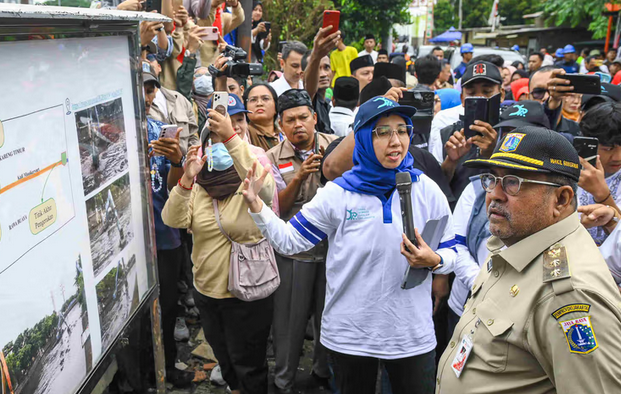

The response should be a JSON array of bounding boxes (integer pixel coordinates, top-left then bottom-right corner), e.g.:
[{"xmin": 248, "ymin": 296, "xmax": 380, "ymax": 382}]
[
  {"xmin": 185, "ymin": 49, "xmax": 197, "ymax": 59},
  {"xmin": 171, "ymin": 155, "xmax": 186, "ymax": 168},
  {"xmin": 428, "ymin": 254, "xmax": 444, "ymax": 272}
]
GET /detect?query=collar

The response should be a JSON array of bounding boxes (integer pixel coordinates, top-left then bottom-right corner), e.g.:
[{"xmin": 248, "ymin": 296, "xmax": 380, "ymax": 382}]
[
  {"xmin": 279, "ymin": 133, "xmax": 317, "ymax": 160},
  {"xmin": 487, "ymin": 212, "xmax": 581, "ymax": 272}
]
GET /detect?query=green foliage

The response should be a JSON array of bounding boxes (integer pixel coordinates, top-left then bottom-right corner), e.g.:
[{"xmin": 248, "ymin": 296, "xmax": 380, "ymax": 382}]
[
  {"xmin": 434, "ymin": 0, "xmax": 540, "ymax": 30},
  {"xmin": 434, "ymin": 0, "xmax": 456, "ymax": 33},
  {"xmin": 544, "ymin": 0, "xmax": 610, "ymax": 39},
  {"xmin": 42, "ymin": 0, "xmax": 92, "ymax": 7},
  {"xmin": 334, "ymin": 0, "xmax": 411, "ymax": 43},
  {"xmin": 96, "ymin": 265, "xmax": 126, "ymax": 306}
]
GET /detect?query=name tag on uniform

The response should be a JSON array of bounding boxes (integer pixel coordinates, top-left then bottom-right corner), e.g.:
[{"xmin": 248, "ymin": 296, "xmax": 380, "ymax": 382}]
[
  {"xmin": 451, "ymin": 335, "xmax": 473, "ymax": 378},
  {"xmin": 278, "ymin": 162, "xmax": 294, "ymax": 174}
]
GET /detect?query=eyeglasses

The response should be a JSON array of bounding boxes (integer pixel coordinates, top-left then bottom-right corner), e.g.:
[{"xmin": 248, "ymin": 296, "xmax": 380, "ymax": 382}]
[
  {"xmin": 480, "ymin": 173, "xmax": 562, "ymax": 196},
  {"xmin": 247, "ymin": 95, "xmax": 273, "ymax": 105},
  {"xmin": 530, "ymin": 87, "xmax": 548, "ymax": 101},
  {"xmin": 372, "ymin": 125, "xmax": 413, "ymax": 141}
]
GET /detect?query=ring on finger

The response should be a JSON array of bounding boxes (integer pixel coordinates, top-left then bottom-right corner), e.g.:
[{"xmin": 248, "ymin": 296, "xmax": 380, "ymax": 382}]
[{"xmin": 553, "ymin": 86, "xmax": 556, "ymax": 91}]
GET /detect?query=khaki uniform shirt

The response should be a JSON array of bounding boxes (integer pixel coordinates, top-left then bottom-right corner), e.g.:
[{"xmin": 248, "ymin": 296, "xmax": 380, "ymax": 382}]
[
  {"xmin": 158, "ymin": 27, "xmax": 185, "ymax": 92},
  {"xmin": 266, "ymin": 132, "xmax": 337, "ymax": 261},
  {"xmin": 437, "ymin": 212, "xmax": 621, "ymax": 394},
  {"xmin": 149, "ymin": 87, "xmax": 199, "ymax": 154},
  {"xmin": 197, "ymin": 4, "xmax": 244, "ymax": 69}
]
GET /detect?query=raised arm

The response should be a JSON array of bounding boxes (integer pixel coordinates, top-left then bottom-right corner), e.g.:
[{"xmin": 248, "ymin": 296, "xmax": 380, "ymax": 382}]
[{"xmin": 305, "ymin": 26, "xmax": 341, "ymax": 101}]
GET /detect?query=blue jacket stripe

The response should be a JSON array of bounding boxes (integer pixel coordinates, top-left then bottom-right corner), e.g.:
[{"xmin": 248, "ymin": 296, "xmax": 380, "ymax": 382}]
[
  {"xmin": 290, "ymin": 216, "xmax": 321, "ymax": 245},
  {"xmin": 294, "ymin": 212, "xmax": 327, "ymax": 241}
]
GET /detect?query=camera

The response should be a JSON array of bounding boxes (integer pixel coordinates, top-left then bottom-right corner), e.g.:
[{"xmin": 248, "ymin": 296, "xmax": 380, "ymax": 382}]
[{"xmin": 209, "ymin": 45, "xmax": 263, "ymax": 78}]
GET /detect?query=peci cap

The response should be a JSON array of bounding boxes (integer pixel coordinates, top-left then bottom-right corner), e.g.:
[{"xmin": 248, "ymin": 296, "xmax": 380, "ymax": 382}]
[
  {"xmin": 277, "ymin": 89, "xmax": 313, "ymax": 115},
  {"xmin": 365, "ymin": 34, "xmax": 376, "ymax": 41},
  {"xmin": 333, "ymin": 77, "xmax": 360, "ymax": 107},
  {"xmin": 464, "ymin": 126, "xmax": 581, "ymax": 181},
  {"xmin": 563, "ymin": 44, "xmax": 576, "ymax": 54},
  {"xmin": 352, "ymin": 96, "xmax": 417, "ymax": 132},
  {"xmin": 460, "ymin": 43, "xmax": 474, "ymax": 54},
  {"xmin": 494, "ymin": 101, "xmax": 551, "ymax": 130},
  {"xmin": 461, "ymin": 61, "xmax": 503, "ymax": 87},
  {"xmin": 359, "ymin": 76, "xmax": 392, "ymax": 105},
  {"xmin": 378, "ymin": 49, "xmax": 388, "ymax": 56},
  {"xmin": 350, "ymin": 55, "xmax": 374, "ymax": 73},
  {"xmin": 373, "ymin": 62, "xmax": 406, "ymax": 84}
]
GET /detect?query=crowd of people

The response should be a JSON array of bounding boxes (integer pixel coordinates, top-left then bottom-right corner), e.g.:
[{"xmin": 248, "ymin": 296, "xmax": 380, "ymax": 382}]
[{"xmin": 125, "ymin": 0, "xmax": 621, "ymax": 392}]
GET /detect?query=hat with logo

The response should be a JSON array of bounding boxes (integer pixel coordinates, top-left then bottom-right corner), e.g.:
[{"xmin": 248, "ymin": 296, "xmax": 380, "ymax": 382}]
[
  {"xmin": 460, "ymin": 43, "xmax": 474, "ymax": 54},
  {"xmin": 373, "ymin": 62, "xmax": 406, "ymax": 84},
  {"xmin": 333, "ymin": 77, "xmax": 360, "ymax": 107},
  {"xmin": 464, "ymin": 126, "xmax": 581, "ymax": 181},
  {"xmin": 352, "ymin": 95, "xmax": 417, "ymax": 132},
  {"xmin": 350, "ymin": 55, "xmax": 374, "ymax": 74},
  {"xmin": 494, "ymin": 101, "xmax": 550, "ymax": 130},
  {"xmin": 461, "ymin": 61, "xmax": 503, "ymax": 87},
  {"xmin": 277, "ymin": 89, "xmax": 313, "ymax": 115},
  {"xmin": 563, "ymin": 44, "xmax": 576, "ymax": 54},
  {"xmin": 206, "ymin": 93, "xmax": 249, "ymax": 116}
]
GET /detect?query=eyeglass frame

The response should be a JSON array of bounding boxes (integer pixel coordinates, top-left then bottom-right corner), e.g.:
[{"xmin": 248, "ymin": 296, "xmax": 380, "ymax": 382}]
[
  {"xmin": 530, "ymin": 87, "xmax": 549, "ymax": 101},
  {"xmin": 371, "ymin": 124, "xmax": 414, "ymax": 140},
  {"xmin": 479, "ymin": 173, "xmax": 562, "ymax": 196},
  {"xmin": 247, "ymin": 95, "xmax": 274, "ymax": 105}
]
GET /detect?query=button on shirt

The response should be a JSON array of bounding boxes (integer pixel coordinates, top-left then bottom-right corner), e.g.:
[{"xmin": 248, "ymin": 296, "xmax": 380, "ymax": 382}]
[
  {"xmin": 270, "ymin": 76, "xmax": 304, "ymax": 97},
  {"xmin": 329, "ymin": 106, "xmax": 355, "ymax": 137},
  {"xmin": 437, "ymin": 213, "xmax": 621, "ymax": 394}
]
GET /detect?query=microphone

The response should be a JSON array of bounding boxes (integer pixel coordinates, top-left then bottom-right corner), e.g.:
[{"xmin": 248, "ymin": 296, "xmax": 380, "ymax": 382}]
[
  {"xmin": 396, "ymin": 172, "xmax": 427, "ymax": 289},
  {"xmin": 396, "ymin": 172, "xmax": 418, "ymax": 249}
]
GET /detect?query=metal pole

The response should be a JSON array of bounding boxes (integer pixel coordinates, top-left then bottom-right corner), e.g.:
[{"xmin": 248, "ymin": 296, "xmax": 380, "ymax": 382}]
[{"xmin": 458, "ymin": 0, "xmax": 462, "ymax": 30}]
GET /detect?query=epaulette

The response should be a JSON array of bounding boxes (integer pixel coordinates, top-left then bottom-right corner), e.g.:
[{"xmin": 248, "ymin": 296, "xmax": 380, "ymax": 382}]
[{"xmin": 543, "ymin": 243, "xmax": 574, "ymax": 295}]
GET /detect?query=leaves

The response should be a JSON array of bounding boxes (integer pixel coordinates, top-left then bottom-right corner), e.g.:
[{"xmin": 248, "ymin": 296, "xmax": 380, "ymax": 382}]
[
  {"xmin": 545, "ymin": 0, "xmax": 610, "ymax": 38},
  {"xmin": 434, "ymin": 0, "xmax": 541, "ymax": 31}
]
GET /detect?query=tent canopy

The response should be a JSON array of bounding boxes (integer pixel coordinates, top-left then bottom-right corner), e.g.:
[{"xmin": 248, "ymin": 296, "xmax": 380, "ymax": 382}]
[{"xmin": 429, "ymin": 27, "xmax": 462, "ymax": 43}]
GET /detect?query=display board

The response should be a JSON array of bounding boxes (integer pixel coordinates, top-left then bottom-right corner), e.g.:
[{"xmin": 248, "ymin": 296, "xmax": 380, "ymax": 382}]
[{"xmin": 0, "ymin": 31, "xmax": 157, "ymax": 394}]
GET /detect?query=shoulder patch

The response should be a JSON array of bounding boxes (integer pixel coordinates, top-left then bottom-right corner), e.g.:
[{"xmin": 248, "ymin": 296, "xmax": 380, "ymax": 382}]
[
  {"xmin": 560, "ymin": 316, "xmax": 598, "ymax": 354},
  {"xmin": 552, "ymin": 304, "xmax": 591, "ymax": 320},
  {"xmin": 543, "ymin": 243, "xmax": 571, "ymax": 283}
]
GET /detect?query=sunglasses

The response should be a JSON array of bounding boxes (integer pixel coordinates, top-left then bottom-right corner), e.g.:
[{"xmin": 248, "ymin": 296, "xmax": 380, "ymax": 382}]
[{"xmin": 530, "ymin": 87, "xmax": 548, "ymax": 101}]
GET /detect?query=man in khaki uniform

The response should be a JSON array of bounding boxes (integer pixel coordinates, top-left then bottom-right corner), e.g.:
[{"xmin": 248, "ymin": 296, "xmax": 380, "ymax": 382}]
[
  {"xmin": 437, "ymin": 126, "xmax": 621, "ymax": 393},
  {"xmin": 266, "ymin": 89, "xmax": 336, "ymax": 394}
]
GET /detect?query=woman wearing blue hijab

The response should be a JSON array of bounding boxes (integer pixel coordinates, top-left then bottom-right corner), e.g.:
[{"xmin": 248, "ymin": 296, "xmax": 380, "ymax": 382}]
[
  {"xmin": 435, "ymin": 88, "xmax": 462, "ymax": 111},
  {"xmin": 242, "ymin": 97, "xmax": 456, "ymax": 394}
]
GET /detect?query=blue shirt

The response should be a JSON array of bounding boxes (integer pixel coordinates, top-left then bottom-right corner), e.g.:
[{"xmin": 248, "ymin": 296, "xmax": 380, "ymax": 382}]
[
  {"xmin": 147, "ymin": 118, "xmax": 181, "ymax": 251},
  {"xmin": 555, "ymin": 60, "xmax": 580, "ymax": 74},
  {"xmin": 454, "ymin": 61, "xmax": 468, "ymax": 80}
]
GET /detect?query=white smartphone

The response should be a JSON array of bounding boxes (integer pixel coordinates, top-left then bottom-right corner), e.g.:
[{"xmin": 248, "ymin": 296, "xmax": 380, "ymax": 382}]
[
  {"xmin": 198, "ymin": 26, "xmax": 219, "ymax": 41},
  {"xmin": 212, "ymin": 92, "xmax": 229, "ymax": 116},
  {"xmin": 159, "ymin": 124, "xmax": 178, "ymax": 140}
]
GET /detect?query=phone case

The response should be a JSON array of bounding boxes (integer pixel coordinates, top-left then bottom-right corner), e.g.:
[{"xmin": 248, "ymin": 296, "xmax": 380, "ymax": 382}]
[
  {"xmin": 463, "ymin": 97, "xmax": 488, "ymax": 139},
  {"xmin": 159, "ymin": 125, "xmax": 178, "ymax": 139},
  {"xmin": 562, "ymin": 74, "xmax": 601, "ymax": 95},
  {"xmin": 322, "ymin": 10, "xmax": 340, "ymax": 35},
  {"xmin": 200, "ymin": 27, "xmax": 219, "ymax": 41},
  {"xmin": 573, "ymin": 137, "xmax": 599, "ymax": 166},
  {"xmin": 213, "ymin": 92, "xmax": 229, "ymax": 116}
]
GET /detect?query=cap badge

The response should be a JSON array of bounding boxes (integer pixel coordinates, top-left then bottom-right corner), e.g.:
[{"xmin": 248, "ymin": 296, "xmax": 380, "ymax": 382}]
[
  {"xmin": 474, "ymin": 63, "xmax": 486, "ymax": 76},
  {"xmin": 509, "ymin": 105, "xmax": 528, "ymax": 117},
  {"xmin": 499, "ymin": 133, "xmax": 526, "ymax": 153},
  {"xmin": 373, "ymin": 97, "xmax": 396, "ymax": 109}
]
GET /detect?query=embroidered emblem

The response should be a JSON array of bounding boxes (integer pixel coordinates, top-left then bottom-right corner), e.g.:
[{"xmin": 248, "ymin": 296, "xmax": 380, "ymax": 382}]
[
  {"xmin": 474, "ymin": 63, "xmax": 486, "ymax": 75},
  {"xmin": 509, "ymin": 105, "xmax": 528, "ymax": 117},
  {"xmin": 499, "ymin": 133, "xmax": 526, "ymax": 153},
  {"xmin": 560, "ymin": 316, "xmax": 598, "ymax": 354},
  {"xmin": 373, "ymin": 97, "xmax": 396, "ymax": 109},
  {"xmin": 552, "ymin": 304, "xmax": 591, "ymax": 320},
  {"xmin": 228, "ymin": 96, "xmax": 236, "ymax": 106}
]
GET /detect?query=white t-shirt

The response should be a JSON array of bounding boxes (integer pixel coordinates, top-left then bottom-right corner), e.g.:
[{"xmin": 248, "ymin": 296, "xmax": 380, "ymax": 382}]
[
  {"xmin": 329, "ymin": 106, "xmax": 355, "ymax": 137},
  {"xmin": 448, "ymin": 182, "xmax": 489, "ymax": 316},
  {"xmin": 270, "ymin": 76, "xmax": 304, "ymax": 97},
  {"xmin": 358, "ymin": 50, "xmax": 378, "ymax": 63},
  {"xmin": 577, "ymin": 169, "xmax": 621, "ymax": 245},
  {"xmin": 250, "ymin": 176, "xmax": 456, "ymax": 359},
  {"xmin": 429, "ymin": 105, "xmax": 464, "ymax": 163}
]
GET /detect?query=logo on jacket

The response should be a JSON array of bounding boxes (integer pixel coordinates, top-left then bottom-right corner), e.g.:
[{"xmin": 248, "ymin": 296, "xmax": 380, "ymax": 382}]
[
  {"xmin": 509, "ymin": 105, "xmax": 528, "ymax": 117},
  {"xmin": 499, "ymin": 133, "xmax": 526, "ymax": 153},
  {"xmin": 346, "ymin": 208, "xmax": 375, "ymax": 221},
  {"xmin": 474, "ymin": 63, "xmax": 486, "ymax": 75},
  {"xmin": 560, "ymin": 316, "xmax": 598, "ymax": 354}
]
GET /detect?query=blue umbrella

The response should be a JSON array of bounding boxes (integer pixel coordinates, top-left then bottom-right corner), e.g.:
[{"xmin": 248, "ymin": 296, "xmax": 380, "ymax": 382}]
[{"xmin": 429, "ymin": 27, "xmax": 462, "ymax": 43}]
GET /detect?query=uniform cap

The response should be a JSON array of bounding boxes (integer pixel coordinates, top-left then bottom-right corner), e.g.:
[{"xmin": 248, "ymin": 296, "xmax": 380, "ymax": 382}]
[
  {"xmin": 563, "ymin": 45, "xmax": 576, "ymax": 54},
  {"xmin": 461, "ymin": 61, "xmax": 503, "ymax": 87},
  {"xmin": 460, "ymin": 43, "xmax": 474, "ymax": 54},
  {"xmin": 464, "ymin": 126, "xmax": 580, "ymax": 181},
  {"xmin": 555, "ymin": 48, "xmax": 565, "ymax": 57}
]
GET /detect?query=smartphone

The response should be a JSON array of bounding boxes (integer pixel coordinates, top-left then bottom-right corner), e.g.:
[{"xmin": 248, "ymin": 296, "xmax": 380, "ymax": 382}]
[
  {"xmin": 463, "ymin": 97, "xmax": 489, "ymax": 139},
  {"xmin": 562, "ymin": 74, "xmax": 601, "ymax": 95},
  {"xmin": 322, "ymin": 10, "xmax": 340, "ymax": 36},
  {"xmin": 573, "ymin": 136, "xmax": 599, "ymax": 167},
  {"xmin": 399, "ymin": 91, "xmax": 435, "ymax": 111},
  {"xmin": 314, "ymin": 131, "xmax": 320, "ymax": 155},
  {"xmin": 213, "ymin": 92, "xmax": 229, "ymax": 116},
  {"xmin": 159, "ymin": 124, "xmax": 178, "ymax": 140},
  {"xmin": 198, "ymin": 26, "xmax": 219, "ymax": 41},
  {"xmin": 487, "ymin": 93, "xmax": 501, "ymax": 127},
  {"xmin": 264, "ymin": 21, "xmax": 271, "ymax": 34}
]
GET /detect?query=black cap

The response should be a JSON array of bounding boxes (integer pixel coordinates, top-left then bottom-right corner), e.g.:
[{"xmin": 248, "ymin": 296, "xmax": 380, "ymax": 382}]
[
  {"xmin": 359, "ymin": 76, "xmax": 392, "ymax": 105},
  {"xmin": 373, "ymin": 63, "xmax": 406, "ymax": 84},
  {"xmin": 378, "ymin": 49, "xmax": 388, "ymax": 56},
  {"xmin": 143, "ymin": 71, "xmax": 160, "ymax": 89},
  {"xmin": 494, "ymin": 101, "xmax": 550, "ymax": 130},
  {"xmin": 582, "ymin": 82, "xmax": 621, "ymax": 111},
  {"xmin": 278, "ymin": 89, "xmax": 313, "ymax": 115},
  {"xmin": 462, "ymin": 61, "xmax": 503, "ymax": 87},
  {"xmin": 464, "ymin": 126, "xmax": 581, "ymax": 181},
  {"xmin": 350, "ymin": 55, "xmax": 374, "ymax": 73},
  {"xmin": 333, "ymin": 77, "xmax": 360, "ymax": 107},
  {"xmin": 365, "ymin": 34, "xmax": 375, "ymax": 41}
]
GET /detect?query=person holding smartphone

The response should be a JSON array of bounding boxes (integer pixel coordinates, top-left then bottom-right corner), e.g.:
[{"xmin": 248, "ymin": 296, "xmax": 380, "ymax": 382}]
[
  {"xmin": 250, "ymin": 0, "xmax": 271, "ymax": 63},
  {"xmin": 576, "ymin": 101, "xmax": 621, "ymax": 245}
]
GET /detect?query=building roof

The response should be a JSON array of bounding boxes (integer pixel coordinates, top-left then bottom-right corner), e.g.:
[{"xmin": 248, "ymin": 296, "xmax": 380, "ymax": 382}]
[{"xmin": 0, "ymin": 3, "xmax": 170, "ymax": 22}]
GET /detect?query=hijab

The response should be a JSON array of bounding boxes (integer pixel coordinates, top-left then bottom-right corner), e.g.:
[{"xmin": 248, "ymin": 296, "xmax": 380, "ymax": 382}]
[
  {"xmin": 333, "ymin": 114, "xmax": 422, "ymax": 224},
  {"xmin": 196, "ymin": 138, "xmax": 242, "ymax": 200},
  {"xmin": 435, "ymin": 89, "xmax": 461, "ymax": 111}
]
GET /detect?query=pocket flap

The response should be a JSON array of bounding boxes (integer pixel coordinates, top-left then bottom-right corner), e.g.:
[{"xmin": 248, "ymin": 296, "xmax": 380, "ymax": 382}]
[{"xmin": 476, "ymin": 298, "xmax": 514, "ymax": 337}]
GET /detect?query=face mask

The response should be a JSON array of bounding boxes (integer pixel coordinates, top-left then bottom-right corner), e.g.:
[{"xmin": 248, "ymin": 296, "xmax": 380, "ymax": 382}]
[
  {"xmin": 208, "ymin": 142, "xmax": 234, "ymax": 171},
  {"xmin": 194, "ymin": 75, "xmax": 213, "ymax": 96}
]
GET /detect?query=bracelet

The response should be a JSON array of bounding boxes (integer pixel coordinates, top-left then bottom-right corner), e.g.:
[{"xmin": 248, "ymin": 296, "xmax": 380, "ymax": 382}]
[
  {"xmin": 606, "ymin": 205, "xmax": 621, "ymax": 225},
  {"xmin": 223, "ymin": 134, "xmax": 236, "ymax": 144},
  {"xmin": 178, "ymin": 178, "xmax": 193, "ymax": 190},
  {"xmin": 595, "ymin": 192, "xmax": 612, "ymax": 204}
]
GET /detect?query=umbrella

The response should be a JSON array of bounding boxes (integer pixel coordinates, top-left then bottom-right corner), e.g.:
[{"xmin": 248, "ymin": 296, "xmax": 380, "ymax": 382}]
[{"xmin": 429, "ymin": 27, "xmax": 462, "ymax": 43}]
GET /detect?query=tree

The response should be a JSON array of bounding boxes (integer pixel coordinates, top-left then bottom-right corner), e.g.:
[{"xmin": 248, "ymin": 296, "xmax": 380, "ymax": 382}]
[
  {"xmin": 544, "ymin": 0, "xmax": 610, "ymax": 39},
  {"xmin": 332, "ymin": 0, "xmax": 412, "ymax": 43},
  {"xmin": 434, "ymin": 0, "xmax": 540, "ymax": 30},
  {"xmin": 434, "ymin": 0, "xmax": 456, "ymax": 33}
]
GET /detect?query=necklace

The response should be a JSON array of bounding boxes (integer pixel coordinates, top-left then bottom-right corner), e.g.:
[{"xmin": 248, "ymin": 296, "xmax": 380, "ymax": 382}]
[{"xmin": 151, "ymin": 162, "xmax": 163, "ymax": 193}]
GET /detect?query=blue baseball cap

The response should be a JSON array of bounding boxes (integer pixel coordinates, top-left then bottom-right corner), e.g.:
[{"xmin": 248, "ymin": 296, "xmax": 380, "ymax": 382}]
[
  {"xmin": 352, "ymin": 97, "xmax": 417, "ymax": 132},
  {"xmin": 511, "ymin": 45, "xmax": 520, "ymax": 51},
  {"xmin": 207, "ymin": 93, "xmax": 250, "ymax": 116},
  {"xmin": 563, "ymin": 44, "xmax": 576, "ymax": 54},
  {"xmin": 555, "ymin": 48, "xmax": 564, "ymax": 57},
  {"xmin": 460, "ymin": 43, "xmax": 474, "ymax": 54}
]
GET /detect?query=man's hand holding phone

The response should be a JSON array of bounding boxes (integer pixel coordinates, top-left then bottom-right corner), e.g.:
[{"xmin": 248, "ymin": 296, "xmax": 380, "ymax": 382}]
[
  {"xmin": 469, "ymin": 120, "xmax": 497, "ymax": 158},
  {"xmin": 578, "ymin": 155, "xmax": 609, "ymax": 203},
  {"xmin": 445, "ymin": 129, "xmax": 472, "ymax": 163},
  {"xmin": 546, "ymin": 69, "xmax": 574, "ymax": 111},
  {"xmin": 150, "ymin": 127, "xmax": 183, "ymax": 164},
  {"xmin": 312, "ymin": 25, "xmax": 341, "ymax": 60}
]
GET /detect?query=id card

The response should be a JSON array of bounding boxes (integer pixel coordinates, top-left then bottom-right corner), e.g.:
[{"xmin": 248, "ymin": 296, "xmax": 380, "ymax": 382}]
[{"xmin": 451, "ymin": 335, "xmax": 473, "ymax": 378}]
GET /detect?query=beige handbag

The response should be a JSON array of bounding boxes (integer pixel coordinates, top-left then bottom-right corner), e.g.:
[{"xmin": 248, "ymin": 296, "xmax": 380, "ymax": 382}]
[{"xmin": 213, "ymin": 200, "xmax": 280, "ymax": 301}]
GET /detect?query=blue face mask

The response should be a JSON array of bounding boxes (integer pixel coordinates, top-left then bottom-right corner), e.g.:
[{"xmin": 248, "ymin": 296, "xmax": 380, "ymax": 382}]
[
  {"xmin": 194, "ymin": 75, "xmax": 213, "ymax": 96},
  {"xmin": 210, "ymin": 142, "xmax": 234, "ymax": 171}
]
